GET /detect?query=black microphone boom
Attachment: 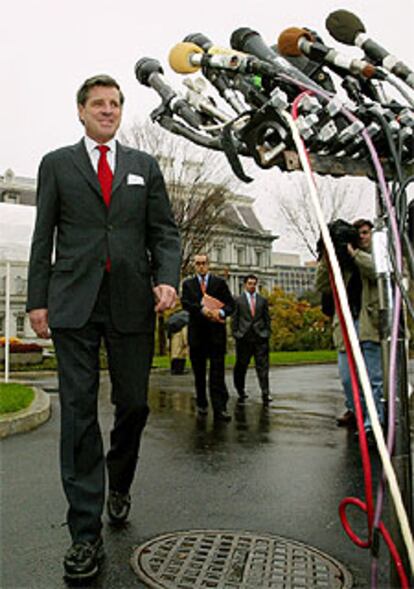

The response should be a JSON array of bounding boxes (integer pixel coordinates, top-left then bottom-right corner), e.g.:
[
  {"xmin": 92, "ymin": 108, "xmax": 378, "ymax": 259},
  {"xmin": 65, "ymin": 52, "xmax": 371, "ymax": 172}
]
[
  {"xmin": 230, "ymin": 27, "xmax": 325, "ymax": 94},
  {"xmin": 135, "ymin": 57, "xmax": 203, "ymax": 129}
]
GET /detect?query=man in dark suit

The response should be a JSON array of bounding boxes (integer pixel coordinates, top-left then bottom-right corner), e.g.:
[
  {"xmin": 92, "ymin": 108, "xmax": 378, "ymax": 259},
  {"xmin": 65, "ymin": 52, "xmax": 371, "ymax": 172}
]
[
  {"xmin": 181, "ymin": 253, "xmax": 235, "ymax": 422},
  {"xmin": 232, "ymin": 274, "xmax": 272, "ymax": 405},
  {"xmin": 26, "ymin": 74, "xmax": 181, "ymax": 581}
]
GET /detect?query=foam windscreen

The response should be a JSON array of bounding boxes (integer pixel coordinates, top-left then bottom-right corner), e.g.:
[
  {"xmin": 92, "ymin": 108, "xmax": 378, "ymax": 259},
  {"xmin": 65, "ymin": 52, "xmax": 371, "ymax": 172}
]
[
  {"xmin": 277, "ymin": 27, "xmax": 313, "ymax": 57},
  {"xmin": 326, "ymin": 10, "xmax": 366, "ymax": 45},
  {"xmin": 169, "ymin": 42, "xmax": 203, "ymax": 74}
]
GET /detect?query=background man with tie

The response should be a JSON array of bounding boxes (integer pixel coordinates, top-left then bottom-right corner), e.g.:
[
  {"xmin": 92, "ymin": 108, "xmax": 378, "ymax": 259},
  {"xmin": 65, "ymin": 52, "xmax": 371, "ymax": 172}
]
[
  {"xmin": 181, "ymin": 253, "xmax": 235, "ymax": 422},
  {"xmin": 26, "ymin": 74, "xmax": 181, "ymax": 581},
  {"xmin": 232, "ymin": 274, "xmax": 272, "ymax": 405}
]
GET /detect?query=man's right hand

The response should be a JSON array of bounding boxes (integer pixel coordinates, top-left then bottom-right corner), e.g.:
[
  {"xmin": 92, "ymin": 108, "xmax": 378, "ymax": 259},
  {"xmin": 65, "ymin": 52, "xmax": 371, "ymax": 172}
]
[{"xmin": 29, "ymin": 309, "xmax": 51, "ymax": 339}]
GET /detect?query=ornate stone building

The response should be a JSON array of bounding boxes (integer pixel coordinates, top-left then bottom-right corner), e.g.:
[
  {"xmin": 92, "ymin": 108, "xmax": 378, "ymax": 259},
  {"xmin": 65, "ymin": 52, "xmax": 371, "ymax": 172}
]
[{"xmin": 0, "ymin": 168, "xmax": 315, "ymax": 339}]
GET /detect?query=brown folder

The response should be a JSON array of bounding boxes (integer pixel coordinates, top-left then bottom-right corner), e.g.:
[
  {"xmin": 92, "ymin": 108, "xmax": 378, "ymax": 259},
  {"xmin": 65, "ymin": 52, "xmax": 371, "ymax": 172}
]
[
  {"xmin": 202, "ymin": 294, "xmax": 224, "ymax": 311},
  {"xmin": 201, "ymin": 294, "xmax": 225, "ymax": 323}
]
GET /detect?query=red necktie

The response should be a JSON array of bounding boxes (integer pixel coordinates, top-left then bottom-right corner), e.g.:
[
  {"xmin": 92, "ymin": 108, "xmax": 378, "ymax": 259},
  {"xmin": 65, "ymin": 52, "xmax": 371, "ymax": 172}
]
[
  {"xmin": 97, "ymin": 145, "xmax": 113, "ymax": 271},
  {"xmin": 250, "ymin": 294, "xmax": 255, "ymax": 317},
  {"xmin": 200, "ymin": 276, "xmax": 206, "ymax": 294},
  {"xmin": 97, "ymin": 145, "xmax": 113, "ymax": 207}
]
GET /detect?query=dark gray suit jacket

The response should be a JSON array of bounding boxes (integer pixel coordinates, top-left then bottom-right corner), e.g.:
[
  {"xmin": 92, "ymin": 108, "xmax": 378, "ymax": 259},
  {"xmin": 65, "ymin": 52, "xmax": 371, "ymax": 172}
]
[
  {"xmin": 181, "ymin": 274, "xmax": 235, "ymax": 351},
  {"xmin": 27, "ymin": 139, "xmax": 181, "ymax": 333},
  {"xmin": 232, "ymin": 292, "xmax": 271, "ymax": 340}
]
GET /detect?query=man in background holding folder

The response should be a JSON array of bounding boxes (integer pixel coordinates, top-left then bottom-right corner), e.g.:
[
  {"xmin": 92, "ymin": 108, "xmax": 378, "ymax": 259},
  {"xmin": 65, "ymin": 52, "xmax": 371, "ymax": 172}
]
[{"xmin": 181, "ymin": 253, "xmax": 235, "ymax": 422}]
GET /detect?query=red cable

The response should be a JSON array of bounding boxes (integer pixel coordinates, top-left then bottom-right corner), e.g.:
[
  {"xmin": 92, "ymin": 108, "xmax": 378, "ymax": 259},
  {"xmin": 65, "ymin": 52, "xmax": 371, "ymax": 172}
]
[
  {"xmin": 328, "ymin": 264, "xmax": 409, "ymax": 588},
  {"xmin": 290, "ymin": 97, "xmax": 409, "ymax": 587}
]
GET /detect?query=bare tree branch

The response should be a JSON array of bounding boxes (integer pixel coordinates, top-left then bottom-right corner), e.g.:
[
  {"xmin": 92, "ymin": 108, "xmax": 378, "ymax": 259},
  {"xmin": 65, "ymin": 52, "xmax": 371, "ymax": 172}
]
[{"xmin": 278, "ymin": 173, "xmax": 362, "ymax": 258}]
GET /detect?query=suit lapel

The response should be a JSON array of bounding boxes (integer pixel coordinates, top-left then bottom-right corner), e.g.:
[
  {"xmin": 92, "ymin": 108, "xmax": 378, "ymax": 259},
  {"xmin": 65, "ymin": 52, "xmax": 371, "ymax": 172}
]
[
  {"xmin": 70, "ymin": 140, "xmax": 102, "ymax": 198},
  {"xmin": 242, "ymin": 292, "xmax": 252, "ymax": 317},
  {"xmin": 70, "ymin": 140, "xmax": 131, "ymax": 209},
  {"xmin": 111, "ymin": 142, "xmax": 129, "ymax": 195}
]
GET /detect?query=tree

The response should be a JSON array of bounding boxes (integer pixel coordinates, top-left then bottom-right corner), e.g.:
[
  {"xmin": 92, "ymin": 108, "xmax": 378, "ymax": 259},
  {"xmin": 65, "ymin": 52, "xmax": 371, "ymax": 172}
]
[
  {"xmin": 121, "ymin": 120, "xmax": 239, "ymax": 277},
  {"xmin": 278, "ymin": 172, "xmax": 367, "ymax": 259}
]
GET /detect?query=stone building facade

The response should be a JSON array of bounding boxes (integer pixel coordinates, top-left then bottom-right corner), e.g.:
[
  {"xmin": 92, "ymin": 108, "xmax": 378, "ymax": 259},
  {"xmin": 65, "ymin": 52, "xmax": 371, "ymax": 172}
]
[{"xmin": 0, "ymin": 168, "xmax": 316, "ymax": 340}]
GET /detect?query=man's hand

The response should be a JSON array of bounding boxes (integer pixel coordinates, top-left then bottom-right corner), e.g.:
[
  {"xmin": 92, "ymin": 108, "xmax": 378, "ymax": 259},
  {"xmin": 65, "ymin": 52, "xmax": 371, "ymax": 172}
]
[
  {"xmin": 209, "ymin": 309, "xmax": 225, "ymax": 323},
  {"xmin": 347, "ymin": 243, "xmax": 357, "ymax": 257},
  {"xmin": 29, "ymin": 309, "xmax": 50, "ymax": 339},
  {"xmin": 153, "ymin": 284, "xmax": 177, "ymax": 313},
  {"xmin": 201, "ymin": 307, "xmax": 224, "ymax": 323}
]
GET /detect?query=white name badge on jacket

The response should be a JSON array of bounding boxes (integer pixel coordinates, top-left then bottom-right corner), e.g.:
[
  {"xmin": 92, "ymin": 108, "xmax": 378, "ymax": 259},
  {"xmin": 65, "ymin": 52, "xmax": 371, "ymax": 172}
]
[{"xmin": 127, "ymin": 173, "xmax": 145, "ymax": 186}]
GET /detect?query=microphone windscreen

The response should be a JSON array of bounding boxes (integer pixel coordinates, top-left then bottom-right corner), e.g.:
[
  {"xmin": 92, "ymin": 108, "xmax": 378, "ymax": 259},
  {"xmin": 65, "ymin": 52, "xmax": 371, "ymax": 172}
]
[
  {"xmin": 326, "ymin": 10, "xmax": 366, "ymax": 45},
  {"xmin": 230, "ymin": 27, "xmax": 254, "ymax": 51},
  {"xmin": 135, "ymin": 57, "xmax": 163, "ymax": 85},
  {"xmin": 277, "ymin": 27, "xmax": 313, "ymax": 57},
  {"xmin": 183, "ymin": 33, "xmax": 212, "ymax": 51},
  {"xmin": 169, "ymin": 42, "xmax": 203, "ymax": 74}
]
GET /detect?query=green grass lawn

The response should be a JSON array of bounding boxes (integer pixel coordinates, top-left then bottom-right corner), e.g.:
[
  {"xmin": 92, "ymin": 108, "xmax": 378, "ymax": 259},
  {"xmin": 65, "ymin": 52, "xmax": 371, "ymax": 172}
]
[
  {"xmin": 2, "ymin": 349, "xmax": 338, "ymax": 373},
  {"xmin": 152, "ymin": 349, "xmax": 338, "ymax": 369},
  {"xmin": 0, "ymin": 383, "xmax": 35, "ymax": 414}
]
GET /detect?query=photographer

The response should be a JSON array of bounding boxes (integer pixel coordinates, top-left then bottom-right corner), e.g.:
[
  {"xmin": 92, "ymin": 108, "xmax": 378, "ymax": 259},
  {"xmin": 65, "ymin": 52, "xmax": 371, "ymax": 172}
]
[{"xmin": 315, "ymin": 219, "xmax": 384, "ymax": 443}]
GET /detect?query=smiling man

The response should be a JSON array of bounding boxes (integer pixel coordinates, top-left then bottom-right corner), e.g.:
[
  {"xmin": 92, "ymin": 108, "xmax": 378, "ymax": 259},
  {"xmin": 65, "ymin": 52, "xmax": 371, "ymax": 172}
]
[{"xmin": 26, "ymin": 74, "xmax": 181, "ymax": 581}]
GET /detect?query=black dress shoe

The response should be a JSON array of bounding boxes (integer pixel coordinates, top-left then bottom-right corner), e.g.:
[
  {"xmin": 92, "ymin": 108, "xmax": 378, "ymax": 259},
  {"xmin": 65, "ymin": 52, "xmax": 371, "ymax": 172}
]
[
  {"xmin": 63, "ymin": 537, "xmax": 104, "ymax": 580},
  {"xmin": 107, "ymin": 490, "xmax": 131, "ymax": 525},
  {"xmin": 336, "ymin": 410, "xmax": 356, "ymax": 428},
  {"xmin": 262, "ymin": 393, "xmax": 273, "ymax": 405},
  {"xmin": 214, "ymin": 410, "xmax": 232, "ymax": 422},
  {"xmin": 196, "ymin": 405, "xmax": 208, "ymax": 416}
]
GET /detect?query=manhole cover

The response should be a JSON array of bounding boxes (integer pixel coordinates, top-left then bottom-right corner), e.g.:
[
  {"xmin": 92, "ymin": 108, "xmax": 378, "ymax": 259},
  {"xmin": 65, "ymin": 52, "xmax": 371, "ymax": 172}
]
[{"xmin": 131, "ymin": 530, "xmax": 353, "ymax": 588}]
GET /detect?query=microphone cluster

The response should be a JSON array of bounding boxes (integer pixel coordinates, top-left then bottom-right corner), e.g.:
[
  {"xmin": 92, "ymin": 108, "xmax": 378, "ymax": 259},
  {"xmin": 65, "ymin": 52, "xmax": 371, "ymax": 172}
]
[{"xmin": 135, "ymin": 10, "xmax": 414, "ymax": 182}]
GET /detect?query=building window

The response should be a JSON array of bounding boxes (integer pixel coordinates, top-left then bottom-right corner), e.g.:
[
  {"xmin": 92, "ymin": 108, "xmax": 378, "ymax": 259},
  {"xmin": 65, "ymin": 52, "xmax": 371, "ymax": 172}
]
[
  {"xmin": 15, "ymin": 276, "xmax": 26, "ymax": 294},
  {"xmin": 236, "ymin": 247, "xmax": 246, "ymax": 265},
  {"xmin": 3, "ymin": 191, "xmax": 20, "ymax": 204},
  {"xmin": 16, "ymin": 314, "xmax": 25, "ymax": 335},
  {"xmin": 256, "ymin": 250, "xmax": 263, "ymax": 267},
  {"xmin": 0, "ymin": 315, "xmax": 4, "ymax": 336}
]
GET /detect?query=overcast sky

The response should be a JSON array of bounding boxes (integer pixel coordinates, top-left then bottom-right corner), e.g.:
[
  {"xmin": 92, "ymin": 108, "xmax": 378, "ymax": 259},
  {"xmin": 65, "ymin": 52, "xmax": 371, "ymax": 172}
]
[{"xmin": 1, "ymin": 0, "xmax": 413, "ymax": 257}]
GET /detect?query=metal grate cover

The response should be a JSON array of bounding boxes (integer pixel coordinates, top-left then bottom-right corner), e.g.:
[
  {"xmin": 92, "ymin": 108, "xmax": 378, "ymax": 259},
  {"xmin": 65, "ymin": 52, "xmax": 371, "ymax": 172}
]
[{"xmin": 131, "ymin": 530, "xmax": 353, "ymax": 588}]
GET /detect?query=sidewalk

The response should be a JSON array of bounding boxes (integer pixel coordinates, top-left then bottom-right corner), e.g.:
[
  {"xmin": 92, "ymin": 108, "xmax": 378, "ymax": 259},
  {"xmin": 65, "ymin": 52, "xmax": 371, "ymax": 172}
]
[{"xmin": 1, "ymin": 362, "xmax": 413, "ymax": 588}]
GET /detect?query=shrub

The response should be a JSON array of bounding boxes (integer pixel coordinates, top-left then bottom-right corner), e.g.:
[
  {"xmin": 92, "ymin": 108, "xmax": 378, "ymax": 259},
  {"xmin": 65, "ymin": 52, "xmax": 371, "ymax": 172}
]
[
  {"xmin": 0, "ymin": 338, "xmax": 43, "ymax": 353},
  {"xmin": 268, "ymin": 287, "xmax": 333, "ymax": 352}
]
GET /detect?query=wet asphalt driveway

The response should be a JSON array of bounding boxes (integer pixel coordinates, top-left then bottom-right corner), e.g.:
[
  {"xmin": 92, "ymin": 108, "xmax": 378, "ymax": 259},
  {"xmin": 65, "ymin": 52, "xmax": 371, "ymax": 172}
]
[{"xmin": 1, "ymin": 362, "xmax": 413, "ymax": 588}]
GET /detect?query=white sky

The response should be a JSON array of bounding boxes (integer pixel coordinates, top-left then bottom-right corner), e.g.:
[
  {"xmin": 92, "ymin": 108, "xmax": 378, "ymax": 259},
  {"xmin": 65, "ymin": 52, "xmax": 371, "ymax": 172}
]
[{"xmin": 1, "ymin": 0, "xmax": 413, "ymax": 258}]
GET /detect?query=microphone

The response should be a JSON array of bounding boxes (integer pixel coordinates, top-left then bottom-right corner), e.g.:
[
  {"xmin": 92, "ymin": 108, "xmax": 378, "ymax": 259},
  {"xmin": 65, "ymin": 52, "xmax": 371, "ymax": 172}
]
[
  {"xmin": 326, "ymin": 10, "xmax": 414, "ymax": 90},
  {"xmin": 182, "ymin": 78, "xmax": 231, "ymax": 123},
  {"xmin": 230, "ymin": 27, "xmax": 325, "ymax": 93},
  {"xmin": 278, "ymin": 27, "xmax": 384, "ymax": 80},
  {"xmin": 183, "ymin": 33, "xmax": 247, "ymax": 113},
  {"xmin": 168, "ymin": 42, "xmax": 279, "ymax": 77},
  {"xmin": 135, "ymin": 57, "xmax": 203, "ymax": 129}
]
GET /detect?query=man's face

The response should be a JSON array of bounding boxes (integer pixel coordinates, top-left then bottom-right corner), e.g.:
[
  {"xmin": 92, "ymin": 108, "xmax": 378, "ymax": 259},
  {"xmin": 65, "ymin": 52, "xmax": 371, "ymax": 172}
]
[
  {"xmin": 245, "ymin": 278, "xmax": 257, "ymax": 294},
  {"xmin": 358, "ymin": 224, "xmax": 372, "ymax": 250},
  {"xmin": 78, "ymin": 85, "xmax": 122, "ymax": 143},
  {"xmin": 194, "ymin": 255, "xmax": 209, "ymax": 276}
]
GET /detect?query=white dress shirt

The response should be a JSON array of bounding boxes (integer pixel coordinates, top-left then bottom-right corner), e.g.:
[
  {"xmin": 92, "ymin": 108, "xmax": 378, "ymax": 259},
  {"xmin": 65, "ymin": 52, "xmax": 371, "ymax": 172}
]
[{"xmin": 84, "ymin": 136, "xmax": 116, "ymax": 173}]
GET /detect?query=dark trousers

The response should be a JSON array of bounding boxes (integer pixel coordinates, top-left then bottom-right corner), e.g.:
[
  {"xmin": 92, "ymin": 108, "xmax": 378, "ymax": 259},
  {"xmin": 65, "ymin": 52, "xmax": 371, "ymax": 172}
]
[
  {"xmin": 189, "ymin": 344, "xmax": 228, "ymax": 413},
  {"xmin": 233, "ymin": 335, "xmax": 269, "ymax": 396},
  {"xmin": 52, "ymin": 274, "xmax": 154, "ymax": 543}
]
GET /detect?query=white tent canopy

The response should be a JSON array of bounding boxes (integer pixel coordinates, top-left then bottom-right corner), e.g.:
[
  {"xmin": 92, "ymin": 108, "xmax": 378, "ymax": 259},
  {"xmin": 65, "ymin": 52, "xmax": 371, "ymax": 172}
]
[
  {"xmin": 0, "ymin": 203, "xmax": 36, "ymax": 262},
  {"xmin": 0, "ymin": 203, "xmax": 36, "ymax": 381}
]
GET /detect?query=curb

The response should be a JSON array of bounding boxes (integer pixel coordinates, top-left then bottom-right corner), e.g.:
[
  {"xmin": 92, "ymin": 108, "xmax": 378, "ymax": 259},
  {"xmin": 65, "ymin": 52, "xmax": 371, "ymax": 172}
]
[{"xmin": 0, "ymin": 387, "xmax": 51, "ymax": 439}]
